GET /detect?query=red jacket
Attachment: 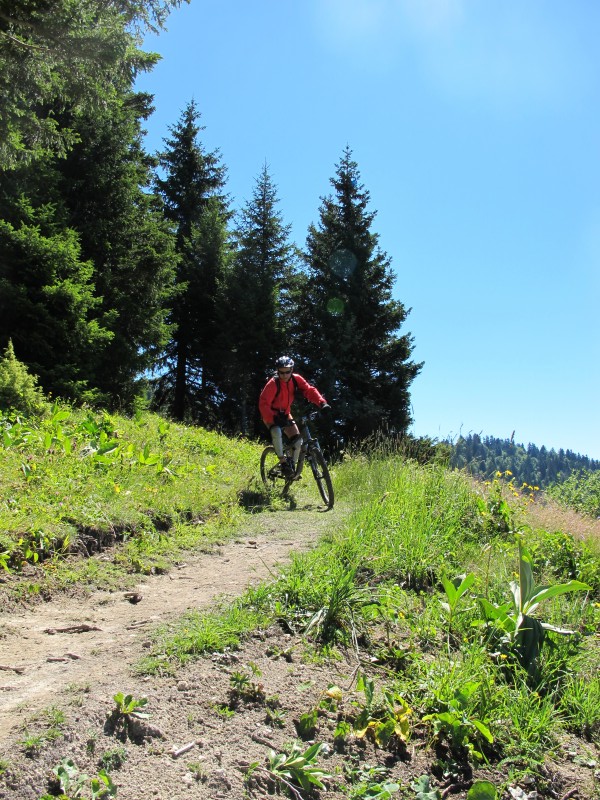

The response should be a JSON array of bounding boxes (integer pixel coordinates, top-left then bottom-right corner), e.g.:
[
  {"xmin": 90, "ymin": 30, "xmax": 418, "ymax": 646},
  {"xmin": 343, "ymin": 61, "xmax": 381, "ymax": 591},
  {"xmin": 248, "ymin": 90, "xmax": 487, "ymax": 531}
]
[{"xmin": 259, "ymin": 373, "xmax": 327, "ymax": 426}]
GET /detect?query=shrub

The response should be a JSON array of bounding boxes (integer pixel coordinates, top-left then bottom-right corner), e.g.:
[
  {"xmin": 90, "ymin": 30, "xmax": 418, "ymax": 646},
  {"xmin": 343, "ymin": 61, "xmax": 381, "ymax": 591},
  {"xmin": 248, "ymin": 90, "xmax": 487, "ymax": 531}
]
[
  {"xmin": 547, "ymin": 470, "xmax": 600, "ymax": 518},
  {"xmin": 0, "ymin": 340, "xmax": 47, "ymax": 415}
]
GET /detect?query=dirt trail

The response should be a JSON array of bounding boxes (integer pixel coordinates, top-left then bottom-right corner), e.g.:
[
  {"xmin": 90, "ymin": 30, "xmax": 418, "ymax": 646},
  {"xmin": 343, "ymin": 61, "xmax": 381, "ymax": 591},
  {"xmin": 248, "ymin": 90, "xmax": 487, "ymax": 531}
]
[
  {"xmin": 1, "ymin": 499, "xmax": 597, "ymax": 800},
  {"xmin": 0, "ymin": 505, "xmax": 334, "ymax": 747}
]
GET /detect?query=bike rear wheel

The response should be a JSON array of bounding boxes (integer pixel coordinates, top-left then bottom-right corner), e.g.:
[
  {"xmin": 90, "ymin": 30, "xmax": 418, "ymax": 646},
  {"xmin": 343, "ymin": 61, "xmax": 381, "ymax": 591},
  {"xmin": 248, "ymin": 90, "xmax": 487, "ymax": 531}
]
[
  {"xmin": 260, "ymin": 446, "xmax": 290, "ymax": 492},
  {"xmin": 307, "ymin": 448, "xmax": 334, "ymax": 508}
]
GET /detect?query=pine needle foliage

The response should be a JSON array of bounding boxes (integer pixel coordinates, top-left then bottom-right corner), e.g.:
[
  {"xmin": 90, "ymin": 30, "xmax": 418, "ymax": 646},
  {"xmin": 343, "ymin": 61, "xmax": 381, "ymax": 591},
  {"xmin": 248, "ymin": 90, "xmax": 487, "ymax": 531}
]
[{"xmin": 295, "ymin": 146, "xmax": 422, "ymax": 443}]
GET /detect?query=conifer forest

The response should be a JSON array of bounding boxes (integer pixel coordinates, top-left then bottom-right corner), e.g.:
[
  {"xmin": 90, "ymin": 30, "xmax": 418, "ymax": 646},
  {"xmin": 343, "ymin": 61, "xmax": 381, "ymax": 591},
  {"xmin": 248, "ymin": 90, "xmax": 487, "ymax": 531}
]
[{"xmin": 0, "ymin": 0, "xmax": 420, "ymax": 446}]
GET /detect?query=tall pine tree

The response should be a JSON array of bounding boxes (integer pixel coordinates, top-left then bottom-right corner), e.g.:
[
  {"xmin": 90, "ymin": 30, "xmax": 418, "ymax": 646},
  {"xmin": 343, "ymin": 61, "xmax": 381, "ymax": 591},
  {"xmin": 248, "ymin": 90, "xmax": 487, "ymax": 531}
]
[
  {"xmin": 55, "ymin": 91, "xmax": 178, "ymax": 408},
  {"xmin": 0, "ymin": 197, "xmax": 110, "ymax": 400},
  {"xmin": 296, "ymin": 147, "xmax": 422, "ymax": 440},
  {"xmin": 153, "ymin": 101, "xmax": 230, "ymax": 422},
  {"xmin": 0, "ymin": 0, "xmax": 182, "ymax": 404},
  {"xmin": 0, "ymin": 0, "xmax": 178, "ymax": 168},
  {"xmin": 220, "ymin": 164, "xmax": 298, "ymax": 434}
]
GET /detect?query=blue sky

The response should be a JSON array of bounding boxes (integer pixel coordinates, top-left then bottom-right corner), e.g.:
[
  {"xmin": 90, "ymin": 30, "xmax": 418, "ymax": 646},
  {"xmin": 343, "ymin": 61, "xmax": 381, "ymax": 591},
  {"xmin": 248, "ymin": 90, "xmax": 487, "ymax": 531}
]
[{"xmin": 135, "ymin": 0, "xmax": 600, "ymax": 459}]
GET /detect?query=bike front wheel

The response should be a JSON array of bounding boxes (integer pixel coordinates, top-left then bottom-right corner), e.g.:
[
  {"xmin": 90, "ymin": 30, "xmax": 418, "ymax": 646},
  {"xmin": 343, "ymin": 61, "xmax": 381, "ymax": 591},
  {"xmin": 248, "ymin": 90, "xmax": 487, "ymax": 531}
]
[{"xmin": 307, "ymin": 448, "xmax": 334, "ymax": 509}]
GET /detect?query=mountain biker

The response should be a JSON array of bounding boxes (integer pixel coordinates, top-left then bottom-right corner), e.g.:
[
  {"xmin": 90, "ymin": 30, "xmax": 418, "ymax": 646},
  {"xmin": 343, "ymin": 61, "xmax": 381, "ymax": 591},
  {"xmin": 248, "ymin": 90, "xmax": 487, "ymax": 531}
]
[{"xmin": 259, "ymin": 356, "xmax": 330, "ymax": 478}]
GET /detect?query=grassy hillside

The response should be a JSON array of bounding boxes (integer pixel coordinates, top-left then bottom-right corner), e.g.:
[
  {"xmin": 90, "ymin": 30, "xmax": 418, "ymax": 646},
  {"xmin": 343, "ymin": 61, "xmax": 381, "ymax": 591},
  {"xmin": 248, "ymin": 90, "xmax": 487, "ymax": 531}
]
[
  {"xmin": 0, "ymin": 405, "xmax": 265, "ymax": 600},
  {"xmin": 1, "ymin": 406, "xmax": 599, "ymax": 799}
]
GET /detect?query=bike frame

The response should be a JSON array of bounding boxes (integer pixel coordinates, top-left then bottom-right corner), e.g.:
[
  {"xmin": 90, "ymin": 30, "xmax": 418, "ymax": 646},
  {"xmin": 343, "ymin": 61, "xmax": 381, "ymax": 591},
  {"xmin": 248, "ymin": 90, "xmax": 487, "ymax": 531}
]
[
  {"xmin": 260, "ymin": 410, "xmax": 334, "ymax": 509},
  {"xmin": 294, "ymin": 412, "xmax": 320, "ymax": 471}
]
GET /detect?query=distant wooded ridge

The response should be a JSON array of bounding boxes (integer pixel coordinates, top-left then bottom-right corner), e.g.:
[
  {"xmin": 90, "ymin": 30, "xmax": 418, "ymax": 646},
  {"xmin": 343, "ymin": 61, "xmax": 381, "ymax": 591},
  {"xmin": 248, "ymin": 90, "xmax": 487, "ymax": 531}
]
[{"xmin": 449, "ymin": 433, "xmax": 600, "ymax": 489}]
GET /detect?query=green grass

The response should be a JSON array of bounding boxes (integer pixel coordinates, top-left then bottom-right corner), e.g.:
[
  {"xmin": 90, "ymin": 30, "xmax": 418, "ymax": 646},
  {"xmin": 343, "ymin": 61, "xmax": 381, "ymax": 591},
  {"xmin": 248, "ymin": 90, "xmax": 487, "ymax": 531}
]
[
  {"xmin": 139, "ymin": 445, "xmax": 600, "ymax": 779},
  {"xmin": 144, "ymin": 598, "xmax": 272, "ymax": 670},
  {"xmin": 2, "ymin": 402, "xmax": 599, "ymax": 790},
  {"xmin": 547, "ymin": 469, "xmax": 600, "ymax": 518},
  {"xmin": 0, "ymin": 405, "xmax": 266, "ymax": 599},
  {"xmin": 18, "ymin": 705, "xmax": 68, "ymax": 756}
]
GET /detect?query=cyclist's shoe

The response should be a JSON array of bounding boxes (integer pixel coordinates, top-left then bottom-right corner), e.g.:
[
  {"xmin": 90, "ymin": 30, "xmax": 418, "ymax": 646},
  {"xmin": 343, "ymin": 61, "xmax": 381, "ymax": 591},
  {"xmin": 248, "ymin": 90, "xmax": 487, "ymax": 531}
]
[
  {"xmin": 280, "ymin": 460, "xmax": 295, "ymax": 478},
  {"xmin": 273, "ymin": 461, "xmax": 294, "ymax": 478}
]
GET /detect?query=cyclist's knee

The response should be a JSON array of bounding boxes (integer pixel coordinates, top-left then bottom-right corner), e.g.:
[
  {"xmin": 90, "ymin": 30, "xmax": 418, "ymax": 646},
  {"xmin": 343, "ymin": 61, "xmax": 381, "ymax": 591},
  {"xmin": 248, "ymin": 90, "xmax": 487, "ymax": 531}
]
[
  {"xmin": 289, "ymin": 433, "xmax": 302, "ymax": 459},
  {"xmin": 270, "ymin": 425, "xmax": 284, "ymax": 456}
]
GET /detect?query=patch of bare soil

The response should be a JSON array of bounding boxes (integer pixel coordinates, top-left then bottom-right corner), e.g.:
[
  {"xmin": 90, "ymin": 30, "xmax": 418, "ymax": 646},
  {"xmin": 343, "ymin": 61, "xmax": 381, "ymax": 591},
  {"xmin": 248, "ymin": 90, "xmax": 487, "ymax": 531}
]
[
  {"xmin": 0, "ymin": 504, "xmax": 338, "ymax": 797},
  {"xmin": 0, "ymin": 502, "xmax": 598, "ymax": 800}
]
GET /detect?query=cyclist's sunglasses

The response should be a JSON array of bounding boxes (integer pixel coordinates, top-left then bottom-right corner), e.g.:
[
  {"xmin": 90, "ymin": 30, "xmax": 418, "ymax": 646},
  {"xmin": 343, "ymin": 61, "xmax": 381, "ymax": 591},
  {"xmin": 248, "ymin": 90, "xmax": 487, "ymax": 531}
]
[{"xmin": 278, "ymin": 369, "xmax": 292, "ymax": 375}]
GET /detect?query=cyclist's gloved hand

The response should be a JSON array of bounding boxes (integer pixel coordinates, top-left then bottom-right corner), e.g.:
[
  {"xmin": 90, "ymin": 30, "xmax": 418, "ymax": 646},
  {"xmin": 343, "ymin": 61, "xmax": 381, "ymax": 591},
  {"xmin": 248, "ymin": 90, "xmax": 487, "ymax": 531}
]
[{"xmin": 321, "ymin": 403, "xmax": 331, "ymax": 412}]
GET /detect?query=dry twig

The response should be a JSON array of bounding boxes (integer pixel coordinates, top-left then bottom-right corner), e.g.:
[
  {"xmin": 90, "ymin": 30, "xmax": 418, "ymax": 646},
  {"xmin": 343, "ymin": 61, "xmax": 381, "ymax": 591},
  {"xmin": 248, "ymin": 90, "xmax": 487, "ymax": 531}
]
[
  {"xmin": 44, "ymin": 624, "xmax": 102, "ymax": 635},
  {"xmin": 0, "ymin": 664, "xmax": 25, "ymax": 674}
]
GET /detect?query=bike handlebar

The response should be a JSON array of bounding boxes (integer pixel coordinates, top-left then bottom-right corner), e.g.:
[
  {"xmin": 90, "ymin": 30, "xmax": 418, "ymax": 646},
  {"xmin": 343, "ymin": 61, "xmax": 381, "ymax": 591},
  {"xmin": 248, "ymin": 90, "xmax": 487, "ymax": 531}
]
[{"xmin": 299, "ymin": 410, "xmax": 320, "ymax": 424}]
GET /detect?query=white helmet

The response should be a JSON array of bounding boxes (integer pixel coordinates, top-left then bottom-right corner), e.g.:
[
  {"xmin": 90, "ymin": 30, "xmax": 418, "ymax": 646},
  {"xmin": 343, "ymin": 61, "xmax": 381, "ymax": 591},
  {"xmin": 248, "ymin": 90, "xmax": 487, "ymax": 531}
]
[{"xmin": 275, "ymin": 356, "xmax": 294, "ymax": 370}]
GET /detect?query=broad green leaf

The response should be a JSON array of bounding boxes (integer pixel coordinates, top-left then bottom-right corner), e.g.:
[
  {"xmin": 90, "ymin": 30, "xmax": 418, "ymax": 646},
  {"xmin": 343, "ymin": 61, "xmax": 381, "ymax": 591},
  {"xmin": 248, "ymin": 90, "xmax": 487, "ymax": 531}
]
[
  {"xmin": 302, "ymin": 741, "xmax": 323, "ymax": 760},
  {"xmin": 456, "ymin": 573, "xmax": 475, "ymax": 597},
  {"xmin": 472, "ymin": 718, "xmax": 494, "ymax": 743},
  {"xmin": 478, "ymin": 598, "xmax": 513, "ymax": 623},
  {"xmin": 541, "ymin": 622, "xmax": 577, "ymax": 635},
  {"xmin": 441, "ymin": 572, "xmax": 457, "ymax": 603},
  {"xmin": 411, "ymin": 774, "xmax": 441, "ymax": 800},
  {"xmin": 96, "ymin": 440, "xmax": 119, "ymax": 456},
  {"xmin": 454, "ymin": 680, "xmax": 479, "ymax": 706},
  {"xmin": 467, "ymin": 780, "xmax": 497, "ymax": 800},
  {"xmin": 523, "ymin": 580, "xmax": 590, "ymax": 614},
  {"xmin": 517, "ymin": 541, "xmax": 536, "ymax": 607},
  {"xmin": 375, "ymin": 717, "xmax": 395, "ymax": 747}
]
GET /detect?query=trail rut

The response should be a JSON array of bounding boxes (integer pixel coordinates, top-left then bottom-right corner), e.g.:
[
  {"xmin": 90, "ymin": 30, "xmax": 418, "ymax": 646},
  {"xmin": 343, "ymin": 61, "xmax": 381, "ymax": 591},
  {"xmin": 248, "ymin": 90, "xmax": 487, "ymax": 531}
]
[{"xmin": 0, "ymin": 508, "xmax": 330, "ymax": 747}]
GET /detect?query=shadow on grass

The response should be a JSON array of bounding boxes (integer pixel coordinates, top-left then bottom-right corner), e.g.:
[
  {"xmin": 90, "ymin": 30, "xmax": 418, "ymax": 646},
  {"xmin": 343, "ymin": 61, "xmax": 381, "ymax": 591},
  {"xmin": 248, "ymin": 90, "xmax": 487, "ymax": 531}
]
[{"xmin": 238, "ymin": 486, "xmax": 301, "ymax": 513}]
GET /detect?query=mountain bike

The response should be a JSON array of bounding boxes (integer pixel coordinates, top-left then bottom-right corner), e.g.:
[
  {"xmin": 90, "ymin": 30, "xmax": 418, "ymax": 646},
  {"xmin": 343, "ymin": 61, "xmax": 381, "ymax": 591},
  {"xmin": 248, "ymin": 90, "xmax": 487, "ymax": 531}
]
[{"xmin": 260, "ymin": 411, "xmax": 334, "ymax": 509}]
